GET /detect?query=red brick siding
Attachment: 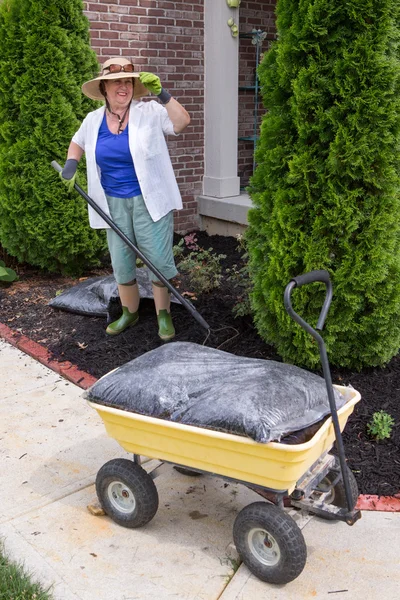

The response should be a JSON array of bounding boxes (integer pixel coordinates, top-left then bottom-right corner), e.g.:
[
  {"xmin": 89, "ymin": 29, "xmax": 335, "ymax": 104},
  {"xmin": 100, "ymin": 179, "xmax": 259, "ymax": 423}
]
[
  {"xmin": 83, "ymin": 0, "xmax": 204, "ymax": 233},
  {"xmin": 239, "ymin": 1, "xmax": 277, "ymax": 188}
]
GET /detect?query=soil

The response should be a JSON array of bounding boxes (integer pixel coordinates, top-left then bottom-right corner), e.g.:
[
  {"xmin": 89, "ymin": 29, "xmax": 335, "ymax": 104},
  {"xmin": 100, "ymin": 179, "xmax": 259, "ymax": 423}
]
[{"xmin": 1, "ymin": 231, "xmax": 399, "ymax": 497}]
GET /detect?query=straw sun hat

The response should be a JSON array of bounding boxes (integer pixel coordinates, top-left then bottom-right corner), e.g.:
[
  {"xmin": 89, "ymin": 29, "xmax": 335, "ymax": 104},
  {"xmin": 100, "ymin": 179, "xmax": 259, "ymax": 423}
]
[{"xmin": 81, "ymin": 57, "xmax": 150, "ymax": 101}]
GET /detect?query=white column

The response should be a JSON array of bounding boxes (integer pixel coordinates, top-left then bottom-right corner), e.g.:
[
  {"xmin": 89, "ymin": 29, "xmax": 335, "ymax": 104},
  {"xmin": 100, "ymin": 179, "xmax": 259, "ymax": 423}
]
[{"xmin": 203, "ymin": 0, "xmax": 240, "ymax": 198}]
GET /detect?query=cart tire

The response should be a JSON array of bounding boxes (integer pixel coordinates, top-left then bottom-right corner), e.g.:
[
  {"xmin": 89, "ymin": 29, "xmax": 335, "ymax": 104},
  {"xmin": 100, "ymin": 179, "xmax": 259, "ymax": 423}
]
[
  {"xmin": 233, "ymin": 502, "xmax": 307, "ymax": 585},
  {"xmin": 315, "ymin": 465, "xmax": 359, "ymax": 518},
  {"xmin": 173, "ymin": 466, "xmax": 203, "ymax": 477},
  {"xmin": 96, "ymin": 459, "xmax": 159, "ymax": 528}
]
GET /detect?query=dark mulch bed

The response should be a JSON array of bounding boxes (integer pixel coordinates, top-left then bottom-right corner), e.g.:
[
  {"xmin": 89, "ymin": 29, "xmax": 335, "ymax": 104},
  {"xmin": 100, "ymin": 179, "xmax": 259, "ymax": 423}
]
[{"xmin": 1, "ymin": 231, "xmax": 399, "ymax": 497}]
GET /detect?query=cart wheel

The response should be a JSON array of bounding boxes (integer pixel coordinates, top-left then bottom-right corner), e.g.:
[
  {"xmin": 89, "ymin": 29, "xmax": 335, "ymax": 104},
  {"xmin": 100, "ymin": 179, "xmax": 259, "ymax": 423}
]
[
  {"xmin": 315, "ymin": 465, "xmax": 359, "ymax": 518},
  {"xmin": 173, "ymin": 466, "xmax": 203, "ymax": 477},
  {"xmin": 96, "ymin": 459, "xmax": 159, "ymax": 528},
  {"xmin": 233, "ymin": 502, "xmax": 307, "ymax": 585}
]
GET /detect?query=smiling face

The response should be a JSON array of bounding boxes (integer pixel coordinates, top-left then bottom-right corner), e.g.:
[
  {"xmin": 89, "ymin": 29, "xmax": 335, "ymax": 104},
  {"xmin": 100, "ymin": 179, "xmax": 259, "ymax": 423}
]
[{"xmin": 104, "ymin": 77, "xmax": 134, "ymax": 111}]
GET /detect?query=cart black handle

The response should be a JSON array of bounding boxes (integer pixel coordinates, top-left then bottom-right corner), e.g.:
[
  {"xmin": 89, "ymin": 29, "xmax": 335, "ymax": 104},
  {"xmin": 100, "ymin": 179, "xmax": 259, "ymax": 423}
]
[
  {"xmin": 284, "ymin": 270, "xmax": 355, "ymax": 517},
  {"xmin": 292, "ymin": 269, "xmax": 331, "ymax": 288},
  {"xmin": 286, "ymin": 270, "xmax": 332, "ymax": 332},
  {"xmin": 51, "ymin": 160, "xmax": 210, "ymax": 332}
]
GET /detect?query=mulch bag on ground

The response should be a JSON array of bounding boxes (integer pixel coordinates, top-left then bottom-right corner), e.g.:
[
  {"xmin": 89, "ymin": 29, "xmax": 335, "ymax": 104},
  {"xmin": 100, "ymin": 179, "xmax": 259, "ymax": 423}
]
[
  {"xmin": 48, "ymin": 268, "xmax": 179, "ymax": 317},
  {"xmin": 85, "ymin": 342, "xmax": 346, "ymax": 444}
]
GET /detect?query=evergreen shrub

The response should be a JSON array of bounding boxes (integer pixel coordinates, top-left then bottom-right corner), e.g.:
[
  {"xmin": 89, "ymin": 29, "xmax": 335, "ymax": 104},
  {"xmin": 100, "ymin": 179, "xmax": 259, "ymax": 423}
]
[
  {"xmin": 246, "ymin": 0, "xmax": 400, "ymax": 369},
  {"xmin": 0, "ymin": 0, "xmax": 105, "ymax": 274}
]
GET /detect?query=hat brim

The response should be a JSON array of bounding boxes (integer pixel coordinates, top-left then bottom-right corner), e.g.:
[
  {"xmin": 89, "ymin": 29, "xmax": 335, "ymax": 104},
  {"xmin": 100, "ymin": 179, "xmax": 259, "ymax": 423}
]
[{"xmin": 81, "ymin": 72, "xmax": 149, "ymax": 101}]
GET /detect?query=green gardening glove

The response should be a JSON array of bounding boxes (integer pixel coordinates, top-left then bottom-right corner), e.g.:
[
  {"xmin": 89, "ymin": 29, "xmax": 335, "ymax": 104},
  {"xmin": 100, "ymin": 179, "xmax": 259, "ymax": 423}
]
[
  {"xmin": 60, "ymin": 159, "xmax": 78, "ymax": 194},
  {"xmin": 139, "ymin": 72, "xmax": 162, "ymax": 96}
]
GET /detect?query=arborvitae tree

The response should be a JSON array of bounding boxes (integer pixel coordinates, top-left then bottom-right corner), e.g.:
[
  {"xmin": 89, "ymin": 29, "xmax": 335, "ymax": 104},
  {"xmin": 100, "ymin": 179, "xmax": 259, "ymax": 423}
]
[
  {"xmin": 0, "ymin": 0, "xmax": 105, "ymax": 274},
  {"xmin": 246, "ymin": 0, "xmax": 400, "ymax": 369}
]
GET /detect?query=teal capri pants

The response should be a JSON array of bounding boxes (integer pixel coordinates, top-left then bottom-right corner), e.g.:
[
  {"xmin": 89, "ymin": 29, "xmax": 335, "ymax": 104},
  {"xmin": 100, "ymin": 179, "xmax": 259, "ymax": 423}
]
[{"xmin": 106, "ymin": 194, "xmax": 178, "ymax": 285}]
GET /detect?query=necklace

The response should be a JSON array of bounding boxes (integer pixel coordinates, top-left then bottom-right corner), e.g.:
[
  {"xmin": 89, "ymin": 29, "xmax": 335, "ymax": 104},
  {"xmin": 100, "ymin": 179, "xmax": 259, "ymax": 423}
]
[{"xmin": 107, "ymin": 103, "xmax": 130, "ymax": 134}]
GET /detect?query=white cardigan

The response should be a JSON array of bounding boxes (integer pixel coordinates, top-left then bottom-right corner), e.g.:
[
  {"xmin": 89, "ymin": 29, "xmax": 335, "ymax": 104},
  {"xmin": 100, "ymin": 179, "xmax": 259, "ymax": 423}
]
[{"xmin": 72, "ymin": 100, "xmax": 183, "ymax": 228}]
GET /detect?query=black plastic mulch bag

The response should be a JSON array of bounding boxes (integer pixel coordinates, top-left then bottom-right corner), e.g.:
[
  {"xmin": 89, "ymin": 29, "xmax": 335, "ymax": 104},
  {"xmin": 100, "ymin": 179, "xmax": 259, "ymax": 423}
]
[
  {"xmin": 48, "ymin": 268, "xmax": 179, "ymax": 317},
  {"xmin": 85, "ymin": 342, "xmax": 346, "ymax": 444}
]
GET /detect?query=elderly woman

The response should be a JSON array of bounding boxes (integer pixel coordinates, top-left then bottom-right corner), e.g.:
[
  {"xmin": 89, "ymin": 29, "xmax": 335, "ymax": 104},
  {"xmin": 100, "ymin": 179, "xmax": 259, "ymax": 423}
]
[{"xmin": 61, "ymin": 57, "xmax": 190, "ymax": 340}]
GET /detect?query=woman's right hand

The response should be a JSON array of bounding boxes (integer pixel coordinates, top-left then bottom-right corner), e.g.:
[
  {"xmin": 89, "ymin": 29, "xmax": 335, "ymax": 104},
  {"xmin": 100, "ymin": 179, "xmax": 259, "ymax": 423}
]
[{"xmin": 60, "ymin": 159, "xmax": 78, "ymax": 193}]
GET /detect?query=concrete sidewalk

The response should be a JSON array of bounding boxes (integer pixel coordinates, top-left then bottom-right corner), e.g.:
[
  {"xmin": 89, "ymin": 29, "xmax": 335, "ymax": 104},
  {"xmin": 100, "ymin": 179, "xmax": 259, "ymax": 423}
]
[{"xmin": 1, "ymin": 338, "xmax": 399, "ymax": 599}]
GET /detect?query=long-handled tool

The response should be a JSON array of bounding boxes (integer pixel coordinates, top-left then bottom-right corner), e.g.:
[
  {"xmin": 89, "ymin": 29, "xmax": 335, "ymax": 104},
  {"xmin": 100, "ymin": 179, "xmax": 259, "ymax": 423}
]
[{"xmin": 51, "ymin": 160, "xmax": 210, "ymax": 332}]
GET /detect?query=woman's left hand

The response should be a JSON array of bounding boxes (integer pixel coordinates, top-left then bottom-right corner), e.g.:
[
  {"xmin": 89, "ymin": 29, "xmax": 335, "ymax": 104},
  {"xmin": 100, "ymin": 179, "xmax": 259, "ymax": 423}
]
[
  {"xmin": 139, "ymin": 72, "xmax": 162, "ymax": 95},
  {"xmin": 140, "ymin": 72, "xmax": 190, "ymax": 133}
]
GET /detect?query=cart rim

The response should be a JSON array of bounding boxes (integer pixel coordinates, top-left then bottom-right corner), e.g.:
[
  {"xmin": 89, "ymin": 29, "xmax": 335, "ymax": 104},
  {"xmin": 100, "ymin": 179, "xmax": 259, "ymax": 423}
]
[
  {"xmin": 107, "ymin": 480, "xmax": 136, "ymax": 514},
  {"xmin": 247, "ymin": 527, "xmax": 281, "ymax": 566}
]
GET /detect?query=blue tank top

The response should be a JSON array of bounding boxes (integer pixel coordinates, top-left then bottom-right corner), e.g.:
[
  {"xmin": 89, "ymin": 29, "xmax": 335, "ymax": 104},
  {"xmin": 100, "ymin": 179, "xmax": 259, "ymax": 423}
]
[{"xmin": 95, "ymin": 113, "xmax": 142, "ymax": 198}]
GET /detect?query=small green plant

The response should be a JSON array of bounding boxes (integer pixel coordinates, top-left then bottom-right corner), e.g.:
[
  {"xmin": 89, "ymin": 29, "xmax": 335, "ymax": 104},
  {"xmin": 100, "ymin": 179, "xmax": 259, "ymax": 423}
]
[
  {"xmin": 0, "ymin": 259, "xmax": 18, "ymax": 284},
  {"xmin": 173, "ymin": 239, "xmax": 184, "ymax": 258},
  {"xmin": 222, "ymin": 555, "xmax": 241, "ymax": 585},
  {"xmin": 226, "ymin": 262, "xmax": 252, "ymax": 317},
  {"xmin": 174, "ymin": 233, "xmax": 226, "ymax": 295},
  {"xmin": 173, "ymin": 232, "xmax": 200, "ymax": 259},
  {"xmin": 226, "ymin": 234, "xmax": 253, "ymax": 318},
  {"xmin": 367, "ymin": 411, "xmax": 395, "ymax": 441}
]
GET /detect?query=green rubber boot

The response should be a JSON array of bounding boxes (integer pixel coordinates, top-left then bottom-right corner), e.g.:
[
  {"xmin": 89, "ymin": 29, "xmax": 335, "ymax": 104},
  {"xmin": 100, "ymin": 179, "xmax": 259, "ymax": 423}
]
[
  {"xmin": 157, "ymin": 309, "xmax": 175, "ymax": 341},
  {"xmin": 106, "ymin": 307, "xmax": 139, "ymax": 336}
]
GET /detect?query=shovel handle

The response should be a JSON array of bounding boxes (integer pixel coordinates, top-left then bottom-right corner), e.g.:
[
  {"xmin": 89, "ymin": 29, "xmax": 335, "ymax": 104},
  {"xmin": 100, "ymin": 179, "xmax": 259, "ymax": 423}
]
[{"xmin": 51, "ymin": 160, "xmax": 63, "ymax": 173}]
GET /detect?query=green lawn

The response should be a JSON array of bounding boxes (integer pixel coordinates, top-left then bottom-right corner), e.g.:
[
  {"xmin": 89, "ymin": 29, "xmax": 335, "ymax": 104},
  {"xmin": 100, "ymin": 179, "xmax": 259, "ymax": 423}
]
[{"xmin": 0, "ymin": 543, "xmax": 53, "ymax": 600}]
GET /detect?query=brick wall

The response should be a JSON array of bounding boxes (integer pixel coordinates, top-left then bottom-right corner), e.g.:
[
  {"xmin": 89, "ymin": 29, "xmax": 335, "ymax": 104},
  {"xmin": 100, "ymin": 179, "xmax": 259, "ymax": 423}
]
[
  {"xmin": 238, "ymin": 1, "xmax": 277, "ymax": 188},
  {"xmin": 83, "ymin": 0, "xmax": 204, "ymax": 233}
]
